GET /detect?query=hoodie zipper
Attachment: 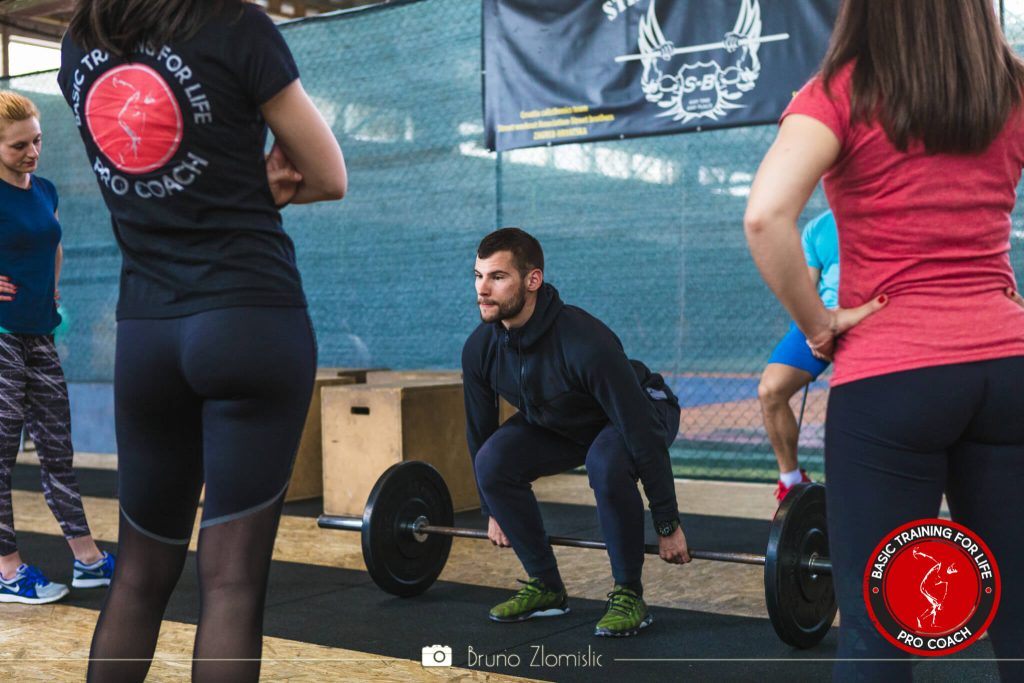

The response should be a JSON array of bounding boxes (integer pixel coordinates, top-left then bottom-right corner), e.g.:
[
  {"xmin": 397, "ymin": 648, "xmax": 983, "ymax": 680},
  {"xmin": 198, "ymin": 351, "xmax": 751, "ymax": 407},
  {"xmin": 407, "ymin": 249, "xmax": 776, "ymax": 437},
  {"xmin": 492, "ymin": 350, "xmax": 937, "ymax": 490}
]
[
  {"xmin": 500, "ymin": 328, "xmax": 526, "ymax": 413},
  {"xmin": 495, "ymin": 329, "xmax": 508, "ymax": 409},
  {"xmin": 518, "ymin": 334, "xmax": 525, "ymax": 412}
]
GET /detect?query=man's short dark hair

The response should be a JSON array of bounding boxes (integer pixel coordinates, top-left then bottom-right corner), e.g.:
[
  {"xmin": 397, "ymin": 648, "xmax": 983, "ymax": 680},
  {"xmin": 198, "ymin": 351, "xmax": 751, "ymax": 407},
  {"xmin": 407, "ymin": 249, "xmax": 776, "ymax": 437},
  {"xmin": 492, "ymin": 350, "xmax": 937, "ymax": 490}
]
[{"xmin": 476, "ymin": 227, "xmax": 544, "ymax": 276}]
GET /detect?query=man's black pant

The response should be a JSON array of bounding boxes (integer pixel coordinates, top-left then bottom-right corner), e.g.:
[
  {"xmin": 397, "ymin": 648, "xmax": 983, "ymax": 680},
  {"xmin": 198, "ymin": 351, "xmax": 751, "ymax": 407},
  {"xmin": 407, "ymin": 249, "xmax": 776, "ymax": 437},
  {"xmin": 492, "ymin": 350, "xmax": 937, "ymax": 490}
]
[{"xmin": 473, "ymin": 398, "xmax": 679, "ymax": 588}]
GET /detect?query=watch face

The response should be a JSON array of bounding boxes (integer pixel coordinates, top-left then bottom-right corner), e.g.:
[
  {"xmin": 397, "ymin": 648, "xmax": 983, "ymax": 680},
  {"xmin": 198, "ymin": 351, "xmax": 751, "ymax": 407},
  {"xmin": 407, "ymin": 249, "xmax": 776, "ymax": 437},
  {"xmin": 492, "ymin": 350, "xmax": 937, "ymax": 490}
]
[{"xmin": 657, "ymin": 520, "xmax": 675, "ymax": 536}]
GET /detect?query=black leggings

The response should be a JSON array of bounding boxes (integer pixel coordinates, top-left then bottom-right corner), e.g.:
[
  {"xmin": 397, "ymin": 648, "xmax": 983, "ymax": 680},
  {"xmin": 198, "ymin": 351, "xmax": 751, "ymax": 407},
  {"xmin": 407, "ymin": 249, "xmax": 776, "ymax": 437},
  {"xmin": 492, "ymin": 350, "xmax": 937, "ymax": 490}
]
[
  {"xmin": 826, "ymin": 357, "xmax": 1024, "ymax": 682},
  {"xmin": 88, "ymin": 306, "xmax": 315, "ymax": 683},
  {"xmin": 114, "ymin": 306, "xmax": 316, "ymax": 542}
]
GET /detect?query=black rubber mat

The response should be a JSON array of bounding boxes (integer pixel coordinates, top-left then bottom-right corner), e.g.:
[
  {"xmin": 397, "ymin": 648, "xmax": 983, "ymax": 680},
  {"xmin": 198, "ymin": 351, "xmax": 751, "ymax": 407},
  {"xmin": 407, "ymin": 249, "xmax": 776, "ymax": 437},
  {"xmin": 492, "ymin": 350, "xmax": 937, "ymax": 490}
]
[
  {"xmin": 14, "ymin": 468, "xmax": 773, "ymax": 554},
  {"xmin": 14, "ymin": 465, "xmax": 768, "ymax": 547},
  {"xmin": 10, "ymin": 466, "xmax": 1004, "ymax": 681},
  {"xmin": 10, "ymin": 530, "xmax": 1001, "ymax": 682}
]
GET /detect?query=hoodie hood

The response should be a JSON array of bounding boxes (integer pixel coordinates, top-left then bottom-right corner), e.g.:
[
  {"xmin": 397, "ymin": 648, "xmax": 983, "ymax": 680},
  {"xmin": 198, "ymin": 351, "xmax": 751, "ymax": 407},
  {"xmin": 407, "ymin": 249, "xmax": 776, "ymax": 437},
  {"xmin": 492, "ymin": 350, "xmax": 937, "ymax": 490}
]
[{"xmin": 496, "ymin": 282, "xmax": 564, "ymax": 349}]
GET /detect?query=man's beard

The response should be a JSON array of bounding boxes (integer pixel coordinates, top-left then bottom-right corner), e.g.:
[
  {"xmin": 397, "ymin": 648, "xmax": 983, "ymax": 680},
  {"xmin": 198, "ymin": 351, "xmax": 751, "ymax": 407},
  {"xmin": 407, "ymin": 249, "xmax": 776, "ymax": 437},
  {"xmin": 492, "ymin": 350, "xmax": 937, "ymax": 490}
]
[{"xmin": 479, "ymin": 282, "xmax": 527, "ymax": 323}]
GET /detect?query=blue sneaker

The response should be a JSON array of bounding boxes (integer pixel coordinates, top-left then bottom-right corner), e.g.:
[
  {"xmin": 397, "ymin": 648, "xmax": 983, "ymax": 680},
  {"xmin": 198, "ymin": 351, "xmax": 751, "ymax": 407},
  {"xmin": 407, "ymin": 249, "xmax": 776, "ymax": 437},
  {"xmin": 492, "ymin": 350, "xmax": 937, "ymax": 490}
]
[
  {"xmin": 73, "ymin": 551, "xmax": 115, "ymax": 588},
  {"xmin": 0, "ymin": 565, "xmax": 69, "ymax": 604}
]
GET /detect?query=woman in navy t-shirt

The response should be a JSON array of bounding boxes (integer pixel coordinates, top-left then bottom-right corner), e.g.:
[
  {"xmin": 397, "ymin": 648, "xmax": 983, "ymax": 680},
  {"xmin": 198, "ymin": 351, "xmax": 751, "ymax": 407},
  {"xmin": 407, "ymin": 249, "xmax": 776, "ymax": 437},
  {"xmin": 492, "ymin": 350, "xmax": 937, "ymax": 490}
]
[
  {"xmin": 0, "ymin": 91, "xmax": 114, "ymax": 606},
  {"xmin": 59, "ymin": 1, "xmax": 347, "ymax": 679}
]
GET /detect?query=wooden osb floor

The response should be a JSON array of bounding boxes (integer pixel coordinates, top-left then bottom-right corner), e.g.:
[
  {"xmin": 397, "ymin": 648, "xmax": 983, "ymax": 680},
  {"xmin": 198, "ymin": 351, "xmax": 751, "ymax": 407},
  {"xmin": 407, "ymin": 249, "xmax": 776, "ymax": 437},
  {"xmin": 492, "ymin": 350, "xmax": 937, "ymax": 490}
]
[{"xmin": 1, "ymin": 452, "xmax": 809, "ymax": 682}]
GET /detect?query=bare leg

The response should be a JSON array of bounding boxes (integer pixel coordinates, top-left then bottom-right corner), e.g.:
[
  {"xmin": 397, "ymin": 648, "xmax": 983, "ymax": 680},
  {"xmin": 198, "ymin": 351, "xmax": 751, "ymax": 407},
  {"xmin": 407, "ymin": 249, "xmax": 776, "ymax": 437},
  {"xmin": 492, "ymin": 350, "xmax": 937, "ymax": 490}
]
[
  {"xmin": 0, "ymin": 551, "xmax": 22, "ymax": 578},
  {"xmin": 758, "ymin": 363, "xmax": 813, "ymax": 474},
  {"xmin": 68, "ymin": 535, "xmax": 104, "ymax": 565}
]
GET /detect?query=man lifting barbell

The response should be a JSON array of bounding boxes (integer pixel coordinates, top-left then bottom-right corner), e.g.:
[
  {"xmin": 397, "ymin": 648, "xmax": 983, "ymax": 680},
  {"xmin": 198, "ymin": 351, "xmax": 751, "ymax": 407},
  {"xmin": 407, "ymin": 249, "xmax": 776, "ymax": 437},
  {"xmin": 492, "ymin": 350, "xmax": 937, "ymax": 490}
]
[
  {"xmin": 462, "ymin": 227, "xmax": 688, "ymax": 637},
  {"xmin": 322, "ymin": 223, "xmax": 837, "ymax": 647}
]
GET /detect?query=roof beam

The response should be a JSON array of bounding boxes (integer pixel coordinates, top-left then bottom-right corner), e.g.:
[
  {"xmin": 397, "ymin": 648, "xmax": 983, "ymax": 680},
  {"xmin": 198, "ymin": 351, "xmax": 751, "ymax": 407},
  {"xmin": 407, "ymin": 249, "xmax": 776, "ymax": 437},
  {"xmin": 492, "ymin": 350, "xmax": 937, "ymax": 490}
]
[
  {"xmin": 0, "ymin": 0, "xmax": 74, "ymax": 19},
  {"xmin": 2, "ymin": 26, "xmax": 9, "ymax": 78},
  {"xmin": 0, "ymin": 15, "xmax": 63, "ymax": 41}
]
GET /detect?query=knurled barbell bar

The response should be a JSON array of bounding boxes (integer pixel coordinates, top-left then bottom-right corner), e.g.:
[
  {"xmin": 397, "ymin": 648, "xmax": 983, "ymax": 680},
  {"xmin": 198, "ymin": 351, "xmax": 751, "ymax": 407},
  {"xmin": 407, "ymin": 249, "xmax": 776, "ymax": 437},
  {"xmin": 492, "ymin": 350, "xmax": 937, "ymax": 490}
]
[{"xmin": 317, "ymin": 460, "xmax": 837, "ymax": 649}]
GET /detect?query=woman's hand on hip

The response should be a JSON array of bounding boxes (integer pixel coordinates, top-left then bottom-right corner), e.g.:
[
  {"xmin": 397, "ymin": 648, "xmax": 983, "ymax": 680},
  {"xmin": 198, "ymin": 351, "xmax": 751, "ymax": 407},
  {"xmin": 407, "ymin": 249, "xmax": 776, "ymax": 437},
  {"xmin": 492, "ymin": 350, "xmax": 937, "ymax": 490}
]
[
  {"xmin": 0, "ymin": 276, "xmax": 15, "ymax": 302},
  {"xmin": 1006, "ymin": 287, "xmax": 1024, "ymax": 309},
  {"xmin": 806, "ymin": 294, "xmax": 888, "ymax": 361}
]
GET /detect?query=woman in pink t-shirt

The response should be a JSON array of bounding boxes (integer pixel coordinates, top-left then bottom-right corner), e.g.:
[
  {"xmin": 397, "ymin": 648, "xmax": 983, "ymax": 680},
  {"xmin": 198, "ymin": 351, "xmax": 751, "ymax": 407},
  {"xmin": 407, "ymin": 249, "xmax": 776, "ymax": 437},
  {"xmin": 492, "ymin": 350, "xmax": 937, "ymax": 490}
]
[{"xmin": 746, "ymin": 1, "xmax": 1024, "ymax": 679}]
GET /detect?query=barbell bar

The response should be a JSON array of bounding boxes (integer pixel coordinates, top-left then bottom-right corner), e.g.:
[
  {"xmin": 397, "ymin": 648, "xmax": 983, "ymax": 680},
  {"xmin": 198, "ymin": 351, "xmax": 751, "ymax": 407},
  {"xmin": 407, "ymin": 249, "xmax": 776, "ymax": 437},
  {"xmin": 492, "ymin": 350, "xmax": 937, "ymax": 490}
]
[
  {"xmin": 320, "ymin": 516, "xmax": 831, "ymax": 574},
  {"xmin": 317, "ymin": 460, "xmax": 837, "ymax": 649}
]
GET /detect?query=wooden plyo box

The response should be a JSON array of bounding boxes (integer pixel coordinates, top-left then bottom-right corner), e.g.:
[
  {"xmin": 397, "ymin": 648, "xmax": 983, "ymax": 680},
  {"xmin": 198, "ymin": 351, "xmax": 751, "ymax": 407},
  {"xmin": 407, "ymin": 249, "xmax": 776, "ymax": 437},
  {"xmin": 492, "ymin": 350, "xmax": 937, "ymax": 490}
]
[
  {"xmin": 284, "ymin": 375, "xmax": 357, "ymax": 502},
  {"xmin": 321, "ymin": 381, "xmax": 480, "ymax": 516},
  {"xmin": 366, "ymin": 369, "xmax": 519, "ymax": 424},
  {"xmin": 317, "ymin": 367, "xmax": 390, "ymax": 383},
  {"xmin": 365, "ymin": 369, "xmax": 462, "ymax": 384}
]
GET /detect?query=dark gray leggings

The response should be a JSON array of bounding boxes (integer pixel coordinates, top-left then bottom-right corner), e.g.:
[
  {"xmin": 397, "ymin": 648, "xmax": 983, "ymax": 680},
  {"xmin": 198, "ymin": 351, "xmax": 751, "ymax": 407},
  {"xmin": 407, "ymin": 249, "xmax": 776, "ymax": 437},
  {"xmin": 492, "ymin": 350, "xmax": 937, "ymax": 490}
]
[
  {"xmin": 0, "ymin": 333, "xmax": 89, "ymax": 556},
  {"xmin": 825, "ymin": 356, "xmax": 1024, "ymax": 682}
]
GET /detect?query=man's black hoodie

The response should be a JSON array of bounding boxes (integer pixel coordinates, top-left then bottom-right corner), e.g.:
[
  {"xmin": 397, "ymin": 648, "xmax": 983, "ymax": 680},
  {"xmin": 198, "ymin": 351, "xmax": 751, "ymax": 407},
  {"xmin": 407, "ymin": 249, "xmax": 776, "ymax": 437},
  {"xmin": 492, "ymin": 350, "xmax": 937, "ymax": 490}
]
[{"xmin": 462, "ymin": 283, "xmax": 680, "ymax": 525}]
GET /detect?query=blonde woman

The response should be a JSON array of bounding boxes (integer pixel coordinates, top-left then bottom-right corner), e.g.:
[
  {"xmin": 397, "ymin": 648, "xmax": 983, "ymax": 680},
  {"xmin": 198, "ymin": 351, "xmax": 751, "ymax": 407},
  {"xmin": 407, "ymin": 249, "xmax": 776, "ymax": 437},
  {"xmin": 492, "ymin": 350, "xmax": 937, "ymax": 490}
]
[{"xmin": 0, "ymin": 91, "xmax": 113, "ymax": 605}]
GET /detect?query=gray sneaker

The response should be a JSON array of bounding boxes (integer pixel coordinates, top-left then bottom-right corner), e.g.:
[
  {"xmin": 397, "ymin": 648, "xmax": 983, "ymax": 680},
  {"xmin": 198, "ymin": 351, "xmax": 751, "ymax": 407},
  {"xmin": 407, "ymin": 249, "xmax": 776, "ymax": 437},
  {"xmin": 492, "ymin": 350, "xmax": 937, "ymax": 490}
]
[{"xmin": 0, "ymin": 564, "xmax": 69, "ymax": 604}]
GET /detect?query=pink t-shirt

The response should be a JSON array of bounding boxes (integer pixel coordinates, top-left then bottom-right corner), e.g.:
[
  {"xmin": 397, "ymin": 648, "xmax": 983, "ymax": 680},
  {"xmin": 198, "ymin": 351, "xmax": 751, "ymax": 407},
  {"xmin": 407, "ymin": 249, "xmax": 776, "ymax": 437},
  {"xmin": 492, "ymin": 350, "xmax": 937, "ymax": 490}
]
[{"xmin": 782, "ymin": 63, "xmax": 1024, "ymax": 386}]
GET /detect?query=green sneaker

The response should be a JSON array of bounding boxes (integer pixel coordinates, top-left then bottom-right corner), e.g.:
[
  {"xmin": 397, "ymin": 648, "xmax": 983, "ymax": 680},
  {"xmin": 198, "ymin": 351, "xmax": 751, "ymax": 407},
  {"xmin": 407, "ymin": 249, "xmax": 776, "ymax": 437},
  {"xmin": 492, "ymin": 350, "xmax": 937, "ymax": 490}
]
[
  {"xmin": 489, "ymin": 578, "xmax": 570, "ymax": 623},
  {"xmin": 594, "ymin": 586, "xmax": 653, "ymax": 637}
]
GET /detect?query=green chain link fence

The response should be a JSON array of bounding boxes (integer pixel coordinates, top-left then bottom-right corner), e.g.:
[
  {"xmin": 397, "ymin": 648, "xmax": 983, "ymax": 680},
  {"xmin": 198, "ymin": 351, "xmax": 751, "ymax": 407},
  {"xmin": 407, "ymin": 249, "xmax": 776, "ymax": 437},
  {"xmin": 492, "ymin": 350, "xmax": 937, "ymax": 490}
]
[{"xmin": 3, "ymin": 0, "xmax": 1022, "ymax": 481}]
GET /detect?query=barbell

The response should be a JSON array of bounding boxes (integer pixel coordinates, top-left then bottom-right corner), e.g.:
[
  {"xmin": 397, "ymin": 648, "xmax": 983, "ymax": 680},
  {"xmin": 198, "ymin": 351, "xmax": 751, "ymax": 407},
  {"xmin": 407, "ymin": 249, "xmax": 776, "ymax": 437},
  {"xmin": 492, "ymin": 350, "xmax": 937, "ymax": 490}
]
[{"xmin": 317, "ymin": 460, "xmax": 837, "ymax": 649}]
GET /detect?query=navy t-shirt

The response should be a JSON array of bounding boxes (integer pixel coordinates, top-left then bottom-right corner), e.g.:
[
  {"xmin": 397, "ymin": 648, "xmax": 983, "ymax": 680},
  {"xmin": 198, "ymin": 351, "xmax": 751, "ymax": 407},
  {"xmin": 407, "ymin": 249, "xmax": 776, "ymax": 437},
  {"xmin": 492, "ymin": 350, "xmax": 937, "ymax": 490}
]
[
  {"xmin": 0, "ymin": 176, "xmax": 62, "ymax": 335},
  {"xmin": 57, "ymin": 3, "xmax": 306, "ymax": 319}
]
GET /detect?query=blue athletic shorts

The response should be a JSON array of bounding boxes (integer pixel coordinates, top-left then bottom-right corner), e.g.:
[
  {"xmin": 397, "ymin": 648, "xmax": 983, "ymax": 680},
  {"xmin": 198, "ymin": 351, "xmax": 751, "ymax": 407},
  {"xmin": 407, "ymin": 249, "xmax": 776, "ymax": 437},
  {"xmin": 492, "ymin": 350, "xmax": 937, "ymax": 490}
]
[{"xmin": 767, "ymin": 321, "xmax": 830, "ymax": 378}]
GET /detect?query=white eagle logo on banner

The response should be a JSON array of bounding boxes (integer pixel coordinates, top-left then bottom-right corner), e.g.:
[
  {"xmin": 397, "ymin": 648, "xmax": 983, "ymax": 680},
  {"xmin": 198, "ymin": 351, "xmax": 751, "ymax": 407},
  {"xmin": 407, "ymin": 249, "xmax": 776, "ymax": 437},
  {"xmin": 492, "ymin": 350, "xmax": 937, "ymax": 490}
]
[{"xmin": 616, "ymin": 0, "xmax": 790, "ymax": 124}]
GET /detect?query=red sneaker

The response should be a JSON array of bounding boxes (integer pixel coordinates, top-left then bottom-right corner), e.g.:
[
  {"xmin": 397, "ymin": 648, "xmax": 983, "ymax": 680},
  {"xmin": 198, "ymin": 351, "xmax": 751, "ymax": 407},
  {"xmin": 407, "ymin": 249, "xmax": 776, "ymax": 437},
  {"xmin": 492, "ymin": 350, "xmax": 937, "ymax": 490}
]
[{"xmin": 774, "ymin": 469, "xmax": 812, "ymax": 503}]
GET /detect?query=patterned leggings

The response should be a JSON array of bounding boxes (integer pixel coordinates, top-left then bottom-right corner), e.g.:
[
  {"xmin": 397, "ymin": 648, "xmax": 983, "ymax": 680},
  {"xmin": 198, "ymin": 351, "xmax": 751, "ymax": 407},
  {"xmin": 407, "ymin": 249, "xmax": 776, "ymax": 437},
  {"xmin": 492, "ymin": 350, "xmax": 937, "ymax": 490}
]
[{"xmin": 0, "ymin": 333, "xmax": 90, "ymax": 556}]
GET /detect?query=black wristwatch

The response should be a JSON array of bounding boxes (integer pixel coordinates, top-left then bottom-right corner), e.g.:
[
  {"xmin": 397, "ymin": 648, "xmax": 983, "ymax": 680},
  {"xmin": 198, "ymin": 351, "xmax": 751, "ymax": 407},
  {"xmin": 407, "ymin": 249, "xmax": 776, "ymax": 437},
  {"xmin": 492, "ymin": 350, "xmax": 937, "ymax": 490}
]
[{"xmin": 654, "ymin": 517, "xmax": 680, "ymax": 537}]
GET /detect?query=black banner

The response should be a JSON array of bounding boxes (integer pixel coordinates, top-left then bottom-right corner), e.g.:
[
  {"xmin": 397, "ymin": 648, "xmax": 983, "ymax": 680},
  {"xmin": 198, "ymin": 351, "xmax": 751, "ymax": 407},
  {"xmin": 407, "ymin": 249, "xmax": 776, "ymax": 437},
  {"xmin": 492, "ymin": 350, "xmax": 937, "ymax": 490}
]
[{"xmin": 483, "ymin": 0, "xmax": 839, "ymax": 151}]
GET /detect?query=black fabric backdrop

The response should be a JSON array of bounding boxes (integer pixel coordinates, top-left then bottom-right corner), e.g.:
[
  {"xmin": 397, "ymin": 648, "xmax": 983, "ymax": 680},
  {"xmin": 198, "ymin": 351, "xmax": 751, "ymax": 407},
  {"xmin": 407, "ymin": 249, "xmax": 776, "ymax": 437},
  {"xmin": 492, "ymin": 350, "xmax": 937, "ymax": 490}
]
[{"xmin": 484, "ymin": 0, "xmax": 839, "ymax": 151}]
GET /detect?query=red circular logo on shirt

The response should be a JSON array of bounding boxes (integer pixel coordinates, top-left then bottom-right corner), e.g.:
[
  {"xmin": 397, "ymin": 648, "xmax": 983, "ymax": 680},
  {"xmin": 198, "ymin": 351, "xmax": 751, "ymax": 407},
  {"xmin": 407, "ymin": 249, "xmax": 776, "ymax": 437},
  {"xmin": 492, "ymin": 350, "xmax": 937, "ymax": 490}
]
[
  {"xmin": 85, "ymin": 64, "xmax": 183, "ymax": 174},
  {"xmin": 865, "ymin": 519, "xmax": 999, "ymax": 656}
]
